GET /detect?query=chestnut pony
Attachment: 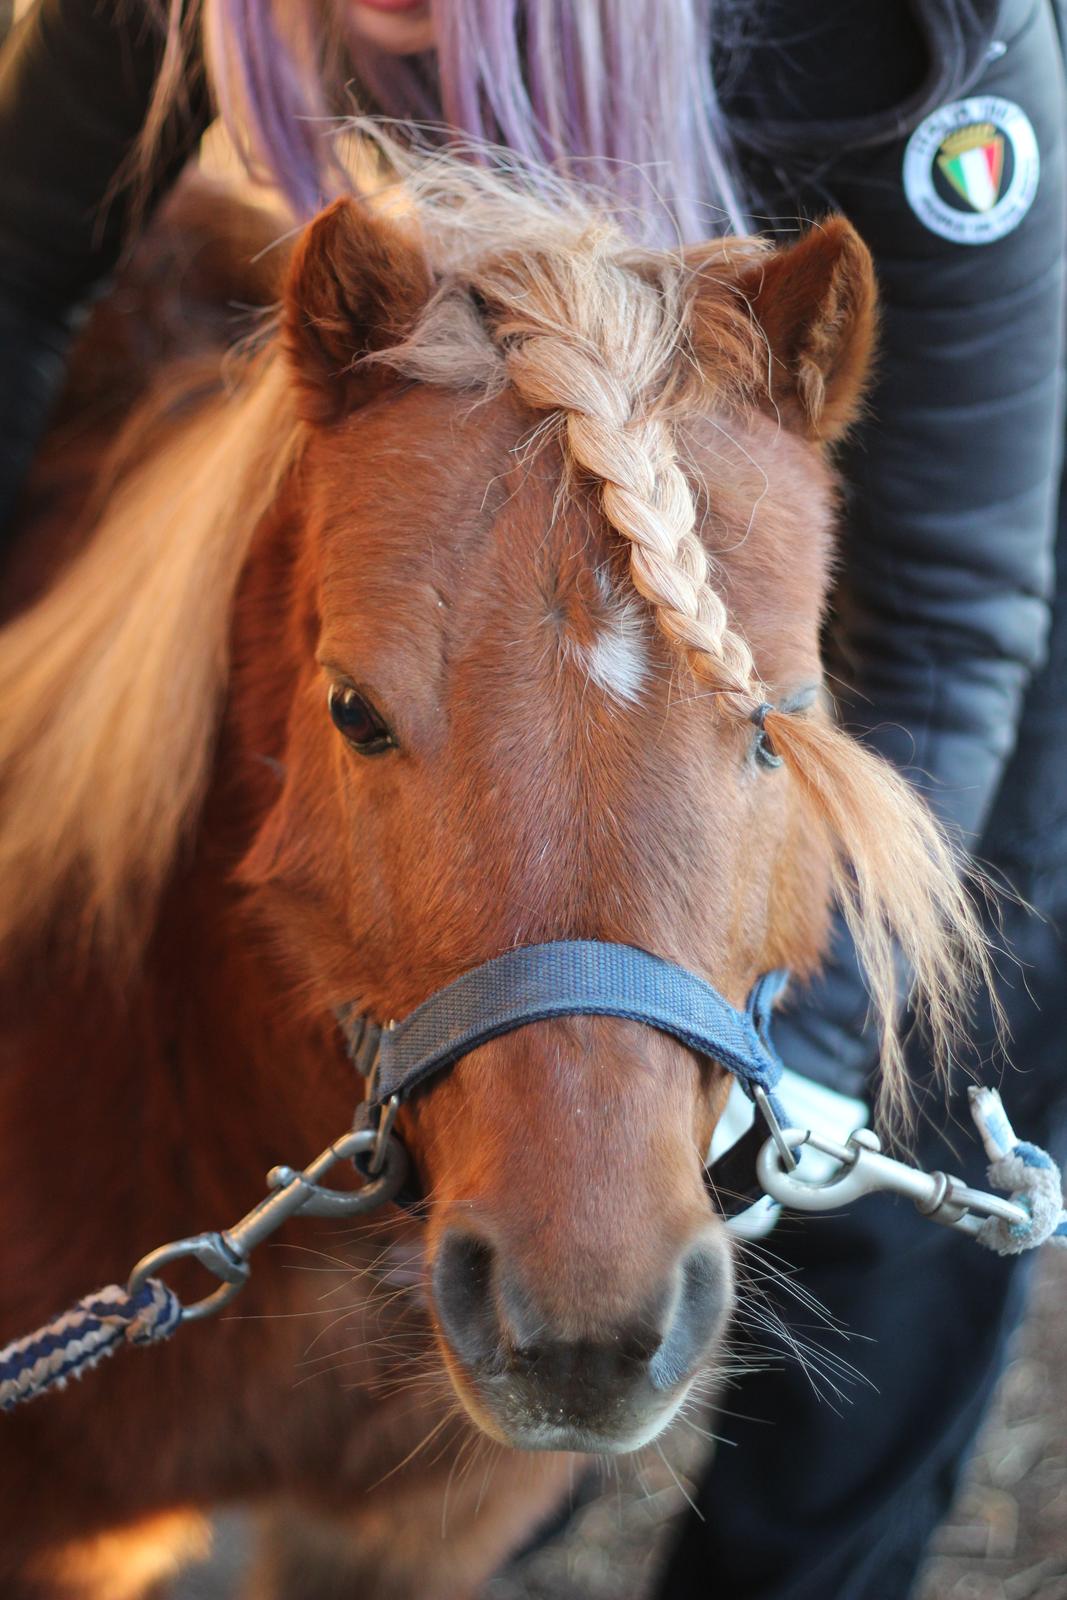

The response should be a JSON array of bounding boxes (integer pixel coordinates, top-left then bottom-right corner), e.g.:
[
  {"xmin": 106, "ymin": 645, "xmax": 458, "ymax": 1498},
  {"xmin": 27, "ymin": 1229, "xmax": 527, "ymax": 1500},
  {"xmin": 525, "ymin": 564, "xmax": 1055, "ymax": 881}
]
[{"xmin": 0, "ymin": 159, "xmax": 985, "ymax": 1599}]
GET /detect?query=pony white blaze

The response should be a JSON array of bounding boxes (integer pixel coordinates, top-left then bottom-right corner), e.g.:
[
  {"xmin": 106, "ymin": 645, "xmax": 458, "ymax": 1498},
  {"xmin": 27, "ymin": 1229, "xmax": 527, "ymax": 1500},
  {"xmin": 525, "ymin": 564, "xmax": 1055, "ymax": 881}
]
[
  {"xmin": 582, "ymin": 601, "xmax": 650, "ymax": 705},
  {"xmin": 585, "ymin": 630, "xmax": 647, "ymax": 705}
]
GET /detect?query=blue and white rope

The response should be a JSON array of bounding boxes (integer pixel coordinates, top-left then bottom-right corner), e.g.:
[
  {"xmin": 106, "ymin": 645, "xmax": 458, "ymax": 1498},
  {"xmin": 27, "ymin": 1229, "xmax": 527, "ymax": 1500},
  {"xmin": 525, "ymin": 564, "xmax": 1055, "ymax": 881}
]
[
  {"xmin": 969, "ymin": 1087, "xmax": 1067, "ymax": 1255},
  {"xmin": 0, "ymin": 1278, "xmax": 182, "ymax": 1411}
]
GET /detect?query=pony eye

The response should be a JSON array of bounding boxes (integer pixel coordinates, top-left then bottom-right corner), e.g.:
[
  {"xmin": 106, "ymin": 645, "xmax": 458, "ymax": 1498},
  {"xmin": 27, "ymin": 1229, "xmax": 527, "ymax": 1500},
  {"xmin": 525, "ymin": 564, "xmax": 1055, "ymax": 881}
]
[{"xmin": 328, "ymin": 684, "xmax": 396, "ymax": 754}]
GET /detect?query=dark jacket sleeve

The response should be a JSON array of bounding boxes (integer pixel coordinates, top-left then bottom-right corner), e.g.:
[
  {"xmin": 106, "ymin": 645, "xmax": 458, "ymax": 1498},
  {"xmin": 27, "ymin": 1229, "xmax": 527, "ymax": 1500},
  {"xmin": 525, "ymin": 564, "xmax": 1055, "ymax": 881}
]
[
  {"xmin": 728, "ymin": 0, "xmax": 1067, "ymax": 1094},
  {"xmin": 0, "ymin": 0, "xmax": 209, "ymax": 533}
]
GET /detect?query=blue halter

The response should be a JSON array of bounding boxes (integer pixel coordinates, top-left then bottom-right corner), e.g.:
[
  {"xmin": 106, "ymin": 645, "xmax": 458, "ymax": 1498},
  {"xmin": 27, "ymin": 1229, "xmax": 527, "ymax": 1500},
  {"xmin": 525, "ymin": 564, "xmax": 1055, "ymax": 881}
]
[{"xmin": 342, "ymin": 941, "xmax": 790, "ymax": 1188}]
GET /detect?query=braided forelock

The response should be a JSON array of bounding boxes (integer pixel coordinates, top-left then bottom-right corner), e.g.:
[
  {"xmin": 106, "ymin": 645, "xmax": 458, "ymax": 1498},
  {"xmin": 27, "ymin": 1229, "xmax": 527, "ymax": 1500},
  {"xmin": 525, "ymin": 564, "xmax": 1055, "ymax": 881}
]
[{"xmin": 468, "ymin": 242, "xmax": 760, "ymax": 704}]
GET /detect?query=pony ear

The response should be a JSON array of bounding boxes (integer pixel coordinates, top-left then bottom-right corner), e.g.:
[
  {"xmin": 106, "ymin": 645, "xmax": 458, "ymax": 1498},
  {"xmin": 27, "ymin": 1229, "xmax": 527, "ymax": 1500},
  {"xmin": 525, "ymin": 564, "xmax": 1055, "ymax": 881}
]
[
  {"xmin": 691, "ymin": 218, "xmax": 877, "ymax": 443},
  {"xmin": 283, "ymin": 197, "xmax": 433, "ymax": 424}
]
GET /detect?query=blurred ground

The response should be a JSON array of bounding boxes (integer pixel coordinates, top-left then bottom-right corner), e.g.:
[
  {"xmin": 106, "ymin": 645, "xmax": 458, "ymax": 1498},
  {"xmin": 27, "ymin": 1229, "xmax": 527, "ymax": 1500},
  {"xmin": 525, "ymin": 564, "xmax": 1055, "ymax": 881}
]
[
  {"xmin": 486, "ymin": 1247, "xmax": 1067, "ymax": 1600},
  {"xmin": 915, "ymin": 1247, "xmax": 1067, "ymax": 1600},
  {"xmin": 176, "ymin": 1246, "xmax": 1066, "ymax": 1600}
]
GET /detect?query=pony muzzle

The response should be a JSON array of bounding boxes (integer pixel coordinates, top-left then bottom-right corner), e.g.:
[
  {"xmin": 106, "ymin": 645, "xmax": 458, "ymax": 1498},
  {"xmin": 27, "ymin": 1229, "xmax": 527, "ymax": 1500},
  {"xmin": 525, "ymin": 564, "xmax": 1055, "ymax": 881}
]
[{"xmin": 430, "ymin": 1217, "xmax": 734, "ymax": 1452}]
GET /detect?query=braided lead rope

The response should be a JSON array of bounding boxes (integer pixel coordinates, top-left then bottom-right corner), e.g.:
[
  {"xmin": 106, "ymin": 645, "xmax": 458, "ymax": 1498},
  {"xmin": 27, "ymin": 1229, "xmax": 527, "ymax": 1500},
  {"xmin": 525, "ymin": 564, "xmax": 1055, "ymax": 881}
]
[
  {"xmin": 970, "ymin": 1087, "xmax": 1067, "ymax": 1256},
  {"xmin": 0, "ymin": 1129, "xmax": 408, "ymax": 1415},
  {"xmin": 0, "ymin": 1279, "xmax": 182, "ymax": 1412}
]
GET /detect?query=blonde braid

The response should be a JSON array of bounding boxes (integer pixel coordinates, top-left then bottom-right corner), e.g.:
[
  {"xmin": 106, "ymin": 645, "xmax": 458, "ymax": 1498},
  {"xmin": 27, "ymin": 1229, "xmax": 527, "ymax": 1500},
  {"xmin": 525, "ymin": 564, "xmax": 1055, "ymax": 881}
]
[{"xmin": 494, "ymin": 277, "xmax": 759, "ymax": 703}]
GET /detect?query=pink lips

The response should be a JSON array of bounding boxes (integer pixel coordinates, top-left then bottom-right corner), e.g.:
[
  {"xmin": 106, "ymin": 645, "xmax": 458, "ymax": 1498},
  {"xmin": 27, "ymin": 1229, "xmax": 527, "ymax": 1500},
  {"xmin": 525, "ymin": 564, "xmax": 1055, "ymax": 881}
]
[{"xmin": 354, "ymin": 0, "xmax": 429, "ymax": 12}]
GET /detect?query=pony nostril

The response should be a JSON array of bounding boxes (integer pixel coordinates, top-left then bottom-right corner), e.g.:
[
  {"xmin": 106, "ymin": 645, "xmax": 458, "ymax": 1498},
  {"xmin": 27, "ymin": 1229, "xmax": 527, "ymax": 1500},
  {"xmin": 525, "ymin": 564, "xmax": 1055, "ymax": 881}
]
[
  {"xmin": 510, "ymin": 1341, "xmax": 543, "ymax": 1365},
  {"xmin": 649, "ymin": 1238, "xmax": 732, "ymax": 1391},
  {"xmin": 432, "ymin": 1228, "xmax": 501, "ymax": 1369},
  {"xmin": 504, "ymin": 1340, "xmax": 547, "ymax": 1378},
  {"xmin": 620, "ymin": 1323, "xmax": 666, "ymax": 1364}
]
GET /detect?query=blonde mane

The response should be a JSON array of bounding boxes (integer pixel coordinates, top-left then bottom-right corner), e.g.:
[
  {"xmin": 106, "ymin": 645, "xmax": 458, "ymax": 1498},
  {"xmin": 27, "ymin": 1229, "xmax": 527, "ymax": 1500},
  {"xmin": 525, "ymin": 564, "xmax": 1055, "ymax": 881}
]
[
  {"xmin": 0, "ymin": 355, "xmax": 302, "ymax": 955},
  {"xmin": 0, "ymin": 144, "xmax": 990, "ymax": 1116}
]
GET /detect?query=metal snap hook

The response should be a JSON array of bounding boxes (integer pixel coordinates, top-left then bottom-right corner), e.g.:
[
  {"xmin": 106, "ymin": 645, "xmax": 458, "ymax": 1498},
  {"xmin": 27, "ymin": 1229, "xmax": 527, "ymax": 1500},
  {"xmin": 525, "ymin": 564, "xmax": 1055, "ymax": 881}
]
[
  {"xmin": 126, "ymin": 1126, "xmax": 409, "ymax": 1324},
  {"xmin": 127, "ymin": 1232, "xmax": 250, "ymax": 1323},
  {"xmin": 755, "ymin": 1126, "xmax": 1035, "ymax": 1238},
  {"xmin": 266, "ymin": 1127, "xmax": 408, "ymax": 1216},
  {"xmin": 757, "ymin": 1127, "xmax": 883, "ymax": 1212}
]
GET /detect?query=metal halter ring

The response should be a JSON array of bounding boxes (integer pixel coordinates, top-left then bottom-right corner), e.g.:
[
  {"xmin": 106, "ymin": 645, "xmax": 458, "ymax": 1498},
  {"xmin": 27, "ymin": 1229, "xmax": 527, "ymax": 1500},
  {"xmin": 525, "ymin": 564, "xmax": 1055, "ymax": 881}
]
[
  {"xmin": 367, "ymin": 1093, "xmax": 402, "ymax": 1176},
  {"xmin": 750, "ymin": 701, "xmax": 784, "ymax": 769}
]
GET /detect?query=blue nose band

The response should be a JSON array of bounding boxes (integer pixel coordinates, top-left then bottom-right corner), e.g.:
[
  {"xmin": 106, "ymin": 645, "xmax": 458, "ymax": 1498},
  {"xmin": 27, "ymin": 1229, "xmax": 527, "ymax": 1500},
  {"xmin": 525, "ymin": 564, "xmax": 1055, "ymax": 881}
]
[{"xmin": 341, "ymin": 940, "xmax": 790, "ymax": 1133}]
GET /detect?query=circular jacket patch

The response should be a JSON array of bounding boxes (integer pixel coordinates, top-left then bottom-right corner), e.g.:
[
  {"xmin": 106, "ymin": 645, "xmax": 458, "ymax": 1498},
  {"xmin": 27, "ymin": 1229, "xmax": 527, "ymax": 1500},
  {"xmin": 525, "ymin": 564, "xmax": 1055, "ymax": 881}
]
[{"xmin": 902, "ymin": 96, "xmax": 1040, "ymax": 245}]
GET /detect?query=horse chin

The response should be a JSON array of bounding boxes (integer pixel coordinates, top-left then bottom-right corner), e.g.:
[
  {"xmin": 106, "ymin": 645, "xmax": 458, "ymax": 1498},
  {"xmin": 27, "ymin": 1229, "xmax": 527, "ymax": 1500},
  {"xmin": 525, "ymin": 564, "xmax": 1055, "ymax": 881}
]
[
  {"xmin": 437, "ymin": 1347, "xmax": 697, "ymax": 1456},
  {"xmin": 470, "ymin": 1402, "xmax": 692, "ymax": 1458}
]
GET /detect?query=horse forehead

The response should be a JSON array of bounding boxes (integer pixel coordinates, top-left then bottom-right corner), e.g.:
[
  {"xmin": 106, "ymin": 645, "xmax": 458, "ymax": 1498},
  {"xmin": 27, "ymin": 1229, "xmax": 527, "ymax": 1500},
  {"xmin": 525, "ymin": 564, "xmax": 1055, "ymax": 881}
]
[
  {"xmin": 316, "ymin": 382, "xmax": 829, "ymax": 698},
  {"xmin": 318, "ymin": 392, "xmax": 658, "ymax": 694},
  {"xmin": 455, "ymin": 411, "xmax": 833, "ymax": 698},
  {"xmin": 315, "ymin": 386, "xmax": 532, "ymax": 574}
]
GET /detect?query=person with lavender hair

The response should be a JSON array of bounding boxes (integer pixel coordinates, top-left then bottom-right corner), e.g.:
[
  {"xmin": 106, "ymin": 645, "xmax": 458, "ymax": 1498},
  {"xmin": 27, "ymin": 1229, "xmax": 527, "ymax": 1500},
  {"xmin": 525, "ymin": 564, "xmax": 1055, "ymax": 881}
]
[{"xmin": 1, "ymin": 5, "xmax": 1066, "ymax": 1599}]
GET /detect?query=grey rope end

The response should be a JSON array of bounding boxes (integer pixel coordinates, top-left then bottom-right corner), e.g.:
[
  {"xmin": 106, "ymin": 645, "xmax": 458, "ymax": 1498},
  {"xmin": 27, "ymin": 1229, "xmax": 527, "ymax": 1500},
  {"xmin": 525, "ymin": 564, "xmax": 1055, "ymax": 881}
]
[{"xmin": 970, "ymin": 1088, "xmax": 1067, "ymax": 1255}]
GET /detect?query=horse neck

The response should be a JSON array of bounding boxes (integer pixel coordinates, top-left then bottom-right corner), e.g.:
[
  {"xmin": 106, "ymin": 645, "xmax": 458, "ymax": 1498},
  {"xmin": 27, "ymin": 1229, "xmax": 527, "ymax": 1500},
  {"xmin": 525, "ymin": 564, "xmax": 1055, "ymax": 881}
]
[{"xmin": 0, "ymin": 502, "xmax": 357, "ymax": 1311}]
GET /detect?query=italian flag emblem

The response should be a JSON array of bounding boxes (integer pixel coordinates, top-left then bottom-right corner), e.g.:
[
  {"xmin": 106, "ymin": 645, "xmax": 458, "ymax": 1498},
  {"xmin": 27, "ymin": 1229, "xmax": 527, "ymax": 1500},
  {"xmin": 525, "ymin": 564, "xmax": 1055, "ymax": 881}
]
[{"xmin": 937, "ymin": 122, "xmax": 1005, "ymax": 213}]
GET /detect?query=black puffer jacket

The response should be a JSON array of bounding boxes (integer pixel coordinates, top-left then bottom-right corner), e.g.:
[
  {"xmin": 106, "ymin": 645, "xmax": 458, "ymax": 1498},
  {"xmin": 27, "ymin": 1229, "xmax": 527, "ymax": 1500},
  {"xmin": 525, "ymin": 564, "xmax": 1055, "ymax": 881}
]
[
  {"xmin": 723, "ymin": 0, "xmax": 1067, "ymax": 1092},
  {"xmin": 1, "ymin": 0, "xmax": 1064, "ymax": 1098},
  {"xmin": 0, "ymin": 0, "xmax": 207, "ymax": 531}
]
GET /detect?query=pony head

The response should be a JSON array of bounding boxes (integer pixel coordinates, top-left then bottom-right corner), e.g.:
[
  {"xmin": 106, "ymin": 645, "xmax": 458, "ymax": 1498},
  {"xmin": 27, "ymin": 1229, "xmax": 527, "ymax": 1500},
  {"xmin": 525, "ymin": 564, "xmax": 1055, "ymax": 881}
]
[{"xmin": 234, "ymin": 178, "xmax": 977, "ymax": 1450}]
